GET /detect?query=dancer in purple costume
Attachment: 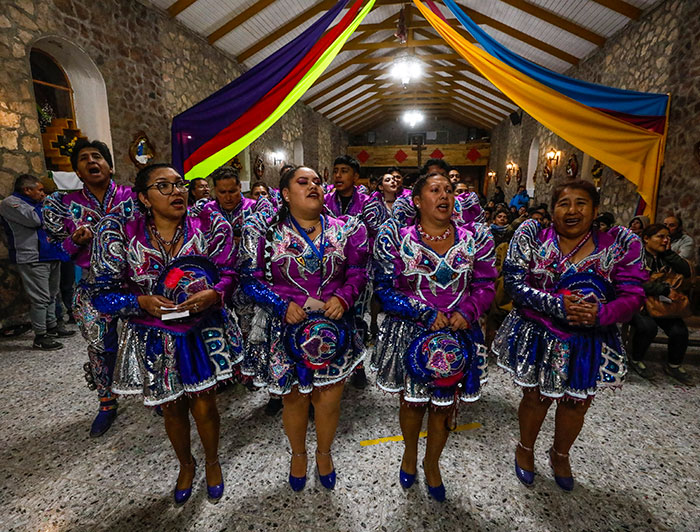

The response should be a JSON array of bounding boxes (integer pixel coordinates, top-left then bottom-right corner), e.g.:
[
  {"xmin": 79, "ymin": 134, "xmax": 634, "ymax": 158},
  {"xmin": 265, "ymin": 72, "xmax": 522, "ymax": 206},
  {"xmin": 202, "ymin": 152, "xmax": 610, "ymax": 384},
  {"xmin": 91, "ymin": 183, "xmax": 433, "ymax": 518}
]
[
  {"xmin": 43, "ymin": 139, "xmax": 135, "ymax": 437},
  {"xmin": 90, "ymin": 163, "xmax": 242, "ymax": 504},
  {"xmin": 492, "ymin": 180, "xmax": 647, "ymax": 491},
  {"xmin": 372, "ymin": 172, "xmax": 496, "ymax": 501},
  {"xmin": 240, "ymin": 165, "xmax": 369, "ymax": 492}
]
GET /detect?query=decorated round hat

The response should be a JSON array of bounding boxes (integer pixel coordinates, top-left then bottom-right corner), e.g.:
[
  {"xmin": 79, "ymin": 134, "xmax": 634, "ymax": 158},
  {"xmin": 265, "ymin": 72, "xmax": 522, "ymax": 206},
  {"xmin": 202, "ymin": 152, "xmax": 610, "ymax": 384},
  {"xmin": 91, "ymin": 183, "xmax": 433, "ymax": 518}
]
[
  {"xmin": 555, "ymin": 271, "xmax": 613, "ymax": 305},
  {"xmin": 154, "ymin": 256, "xmax": 220, "ymax": 305},
  {"xmin": 283, "ymin": 312, "xmax": 349, "ymax": 370},
  {"xmin": 406, "ymin": 330, "xmax": 466, "ymax": 388}
]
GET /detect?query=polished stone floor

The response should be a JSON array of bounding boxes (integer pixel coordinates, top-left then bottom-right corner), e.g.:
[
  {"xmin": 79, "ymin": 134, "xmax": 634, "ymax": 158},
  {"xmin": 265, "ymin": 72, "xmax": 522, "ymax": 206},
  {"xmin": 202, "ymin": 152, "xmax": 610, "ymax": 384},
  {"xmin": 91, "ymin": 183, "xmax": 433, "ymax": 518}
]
[{"xmin": 1, "ymin": 330, "xmax": 699, "ymax": 532}]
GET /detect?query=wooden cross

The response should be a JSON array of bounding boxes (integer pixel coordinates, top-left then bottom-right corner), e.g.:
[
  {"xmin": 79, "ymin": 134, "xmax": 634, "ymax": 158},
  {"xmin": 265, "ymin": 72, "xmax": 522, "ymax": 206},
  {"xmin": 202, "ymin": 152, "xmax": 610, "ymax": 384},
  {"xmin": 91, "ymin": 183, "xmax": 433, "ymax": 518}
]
[{"xmin": 412, "ymin": 140, "xmax": 427, "ymax": 167}]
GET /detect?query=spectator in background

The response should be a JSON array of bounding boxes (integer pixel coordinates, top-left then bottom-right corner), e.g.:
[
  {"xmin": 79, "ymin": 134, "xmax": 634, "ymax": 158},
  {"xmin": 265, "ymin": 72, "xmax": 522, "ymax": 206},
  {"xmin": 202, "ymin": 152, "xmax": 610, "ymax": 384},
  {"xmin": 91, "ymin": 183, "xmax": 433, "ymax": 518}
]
[
  {"xmin": 628, "ymin": 215, "xmax": 649, "ymax": 237},
  {"xmin": 629, "ymin": 223, "xmax": 692, "ymax": 386},
  {"xmin": 448, "ymin": 168, "xmax": 461, "ymax": 186},
  {"xmin": 664, "ymin": 215, "xmax": 695, "ymax": 262},
  {"xmin": 454, "ymin": 182, "xmax": 468, "ymax": 196},
  {"xmin": 0, "ymin": 174, "xmax": 76, "ymax": 350},
  {"xmin": 509, "ymin": 185, "xmax": 530, "ymax": 211},
  {"xmin": 491, "ymin": 205, "xmax": 513, "ymax": 247},
  {"xmin": 187, "ymin": 177, "xmax": 210, "ymax": 205},
  {"xmin": 492, "ymin": 186, "xmax": 505, "ymax": 205},
  {"xmin": 595, "ymin": 212, "xmax": 615, "ymax": 232},
  {"xmin": 422, "ymin": 158, "xmax": 450, "ymax": 177},
  {"xmin": 251, "ymin": 181, "xmax": 270, "ymax": 201}
]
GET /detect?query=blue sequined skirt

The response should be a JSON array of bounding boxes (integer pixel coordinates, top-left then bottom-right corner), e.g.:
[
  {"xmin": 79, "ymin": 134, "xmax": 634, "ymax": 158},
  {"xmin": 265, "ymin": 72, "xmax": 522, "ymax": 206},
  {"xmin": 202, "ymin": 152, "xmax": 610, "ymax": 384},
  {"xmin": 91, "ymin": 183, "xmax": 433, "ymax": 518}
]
[
  {"xmin": 492, "ymin": 310, "xmax": 626, "ymax": 400},
  {"xmin": 112, "ymin": 308, "xmax": 243, "ymax": 406},
  {"xmin": 242, "ymin": 308, "xmax": 366, "ymax": 395},
  {"xmin": 371, "ymin": 316, "xmax": 488, "ymax": 407}
]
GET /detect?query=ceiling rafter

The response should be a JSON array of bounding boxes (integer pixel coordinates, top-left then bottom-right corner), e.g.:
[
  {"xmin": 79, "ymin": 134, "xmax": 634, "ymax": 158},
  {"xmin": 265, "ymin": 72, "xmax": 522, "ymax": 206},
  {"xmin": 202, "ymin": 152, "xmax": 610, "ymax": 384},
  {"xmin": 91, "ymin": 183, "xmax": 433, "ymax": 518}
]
[
  {"xmin": 167, "ymin": 0, "xmax": 198, "ymax": 17},
  {"xmin": 589, "ymin": 0, "xmax": 642, "ymax": 19},
  {"xmin": 208, "ymin": 0, "xmax": 279, "ymax": 44}
]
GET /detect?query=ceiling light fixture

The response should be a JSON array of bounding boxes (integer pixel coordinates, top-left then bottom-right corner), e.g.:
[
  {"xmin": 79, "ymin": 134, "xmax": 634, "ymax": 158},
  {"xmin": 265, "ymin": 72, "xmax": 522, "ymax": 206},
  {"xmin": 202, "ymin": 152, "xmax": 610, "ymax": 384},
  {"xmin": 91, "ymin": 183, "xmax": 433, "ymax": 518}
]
[
  {"xmin": 390, "ymin": 55, "xmax": 422, "ymax": 89},
  {"xmin": 402, "ymin": 110, "xmax": 424, "ymax": 128}
]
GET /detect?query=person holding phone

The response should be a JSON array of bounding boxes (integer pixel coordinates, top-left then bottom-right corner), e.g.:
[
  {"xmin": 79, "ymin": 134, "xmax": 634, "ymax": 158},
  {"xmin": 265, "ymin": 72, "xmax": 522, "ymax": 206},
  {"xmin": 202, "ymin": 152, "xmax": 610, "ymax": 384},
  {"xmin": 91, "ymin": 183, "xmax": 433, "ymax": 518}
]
[
  {"xmin": 239, "ymin": 165, "xmax": 369, "ymax": 492},
  {"xmin": 371, "ymin": 172, "xmax": 497, "ymax": 502},
  {"xmin": 492, "ymin": 180, "xmax": 647, "ymax": 492},
  {"xmin": 88, "ymin": 163, "xmax": 242, "ymax": 505}
]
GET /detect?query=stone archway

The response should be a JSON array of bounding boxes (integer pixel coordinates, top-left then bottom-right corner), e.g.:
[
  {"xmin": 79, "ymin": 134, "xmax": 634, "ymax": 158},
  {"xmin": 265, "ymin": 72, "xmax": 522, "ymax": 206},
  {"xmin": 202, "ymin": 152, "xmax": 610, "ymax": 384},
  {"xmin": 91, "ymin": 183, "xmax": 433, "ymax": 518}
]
[
  {"xmin": 31, "ymin": 36, "xmax": 113, "ymax": 165},
  {"xmin": 293, "ymin": 138, "xmax": 304, "ymax": 166}
]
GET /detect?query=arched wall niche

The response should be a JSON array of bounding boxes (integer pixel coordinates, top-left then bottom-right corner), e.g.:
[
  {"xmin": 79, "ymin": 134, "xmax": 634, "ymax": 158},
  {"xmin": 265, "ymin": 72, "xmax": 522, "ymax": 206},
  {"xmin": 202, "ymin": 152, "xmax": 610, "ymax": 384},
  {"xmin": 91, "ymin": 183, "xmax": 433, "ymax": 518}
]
[
  {"xmin": 30, "ymin": 36, "xmax": 114, "ymax": 167},
  {"xmin": 526, "ymin": 137, "xmax": 539, "ymax": 199}
]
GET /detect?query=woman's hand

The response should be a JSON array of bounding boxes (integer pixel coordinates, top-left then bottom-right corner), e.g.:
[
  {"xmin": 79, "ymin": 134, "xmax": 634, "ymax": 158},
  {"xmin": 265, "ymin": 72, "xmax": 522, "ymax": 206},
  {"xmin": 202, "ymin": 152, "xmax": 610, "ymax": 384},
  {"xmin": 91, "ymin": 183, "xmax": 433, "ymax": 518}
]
[
  {"xmin": 138, "ymin": 295, "xmax": 175, "ymax": 318},
  {"xmin": 449, "ymin": 312, "xmax": 470, "ymax": 331},
  {"xmin": 71, "ymin": 226, "xmax": 93, "ymax": 246},
  {"xmin": 323, "ymin": 296, "xmax": 345, "ymax": 320},
  {"xmin": 285, "ymin": 301, "xmax": 307, "ymax": 325},
  {"xmin": 565, "ymin": 298, "xmax": 598, "ymax": 327},
  {"xmin": 430, "ymin": 311, "xmax": 449, "ymax": 331},
  {"xmin": 177, "ymin": 289, "xmax": 220, "ymax": 314}
]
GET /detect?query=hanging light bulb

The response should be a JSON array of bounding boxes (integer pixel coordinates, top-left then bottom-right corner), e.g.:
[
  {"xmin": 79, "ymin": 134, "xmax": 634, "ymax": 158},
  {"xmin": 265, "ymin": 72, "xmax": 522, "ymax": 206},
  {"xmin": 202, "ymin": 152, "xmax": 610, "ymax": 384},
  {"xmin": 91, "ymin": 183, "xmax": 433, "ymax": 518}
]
[
  {"xmin": 390, "ymin": 56, "xmax": 423, "ymax": 89},
  {"xmin": 402, "ymin": 110, "xmax": 424, "ymax": 128}
]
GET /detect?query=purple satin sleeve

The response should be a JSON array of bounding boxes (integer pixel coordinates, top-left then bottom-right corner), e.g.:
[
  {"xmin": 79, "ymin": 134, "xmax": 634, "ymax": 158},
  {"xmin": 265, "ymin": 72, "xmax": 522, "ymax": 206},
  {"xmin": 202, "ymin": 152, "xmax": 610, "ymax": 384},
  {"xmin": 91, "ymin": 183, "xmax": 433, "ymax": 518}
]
[
  {"xmin": 238, "ymin": 220, "xmax": 289, "ymax": 319},
  {"xmin": 504, "ymin": 221, "xmax": 567, "ymax": 320},
  {"xmin": 456, "ymin": 224, "xmax": 497, "ymax": 322},
  {"xmin": 205, "ymin": 209, "xmax": 237, "ymax": 300},
  {"xmin": 333, "ymin": 221, "xmax": 369, "ymax": 309},
  {"xmin": 373, "ymin": 220, "xmax": 437, "ymax": 326},
  {"xmin": 598, "ymin": 231, "xmax": 648, "ymax": 326}
]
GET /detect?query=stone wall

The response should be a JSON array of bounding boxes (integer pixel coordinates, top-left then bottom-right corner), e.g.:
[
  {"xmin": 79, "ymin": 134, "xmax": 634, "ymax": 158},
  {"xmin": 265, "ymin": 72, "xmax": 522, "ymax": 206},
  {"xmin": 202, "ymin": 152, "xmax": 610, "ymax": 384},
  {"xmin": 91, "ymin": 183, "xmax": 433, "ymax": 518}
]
[
  {"xmin": 0, "ymin": 0, "xmax": 347, "ymax": 322},
  {"xmin": 489, "ymin": 0, "xmax": 700, "ymax": 260}
]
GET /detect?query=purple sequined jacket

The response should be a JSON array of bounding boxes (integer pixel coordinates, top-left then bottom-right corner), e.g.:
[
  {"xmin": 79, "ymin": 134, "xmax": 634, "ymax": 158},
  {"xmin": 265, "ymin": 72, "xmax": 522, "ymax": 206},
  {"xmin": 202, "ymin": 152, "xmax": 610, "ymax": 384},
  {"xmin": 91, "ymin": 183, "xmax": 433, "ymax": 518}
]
[
  {"xmin": 239, "ymin": 214, "xmax": 370, "ymax": 318},
  {"xmin": 374, "ymin": 219, "xmax": 497, "ymax": 327},
  {"xmin": 504, "ymin": 220, "xmax": 648, "ymax": 337},
  {"xmin": 43, "ymin": 181, "xmax": 136, "ymax": 269},
  {"xmin": 88, "ymin": 209, "xmax": 236, "ymax": 330}
]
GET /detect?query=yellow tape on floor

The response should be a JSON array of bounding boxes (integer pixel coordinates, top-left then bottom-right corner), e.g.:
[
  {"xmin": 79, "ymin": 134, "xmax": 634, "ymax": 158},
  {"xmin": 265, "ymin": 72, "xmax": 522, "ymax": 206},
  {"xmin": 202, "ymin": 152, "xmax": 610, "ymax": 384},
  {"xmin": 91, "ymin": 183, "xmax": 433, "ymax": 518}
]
[{"xmin": 360, "ymin": 422, "xmax": 481, "ymax": 447}]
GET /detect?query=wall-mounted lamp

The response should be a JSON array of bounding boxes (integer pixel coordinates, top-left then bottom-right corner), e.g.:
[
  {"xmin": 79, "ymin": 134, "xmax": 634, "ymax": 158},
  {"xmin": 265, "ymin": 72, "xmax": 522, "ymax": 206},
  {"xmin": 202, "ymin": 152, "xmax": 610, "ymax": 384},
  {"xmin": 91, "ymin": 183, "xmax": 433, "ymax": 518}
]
[
  {"xmin": 505, "ymin": 162, "xmax": 521, "ymax": 185},
  {"xmin": 272, "ymin": 151, "xmax": 284, "ymax": 165},
  {"xmin": 487, "ymin": 169, "xmax": 497, "ymax": 179},
  {"xmin": 546, "ymin": 150, "xmax": 561, "ymax": 166}
]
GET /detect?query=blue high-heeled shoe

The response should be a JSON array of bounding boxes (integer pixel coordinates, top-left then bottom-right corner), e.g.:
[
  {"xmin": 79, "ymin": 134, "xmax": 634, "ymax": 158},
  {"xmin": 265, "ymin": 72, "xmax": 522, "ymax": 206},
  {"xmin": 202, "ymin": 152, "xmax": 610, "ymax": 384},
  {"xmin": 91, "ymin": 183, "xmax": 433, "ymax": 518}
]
[
  {"xmin": 173, "ymin": 458, "xmax": 197, "ymax": 506},
  {"xmin": 422, "ymin": 461, "xmax": 446, "ymax": 502},
  {"xmin": 515, "ymin": 442, "xmax": 535, "ymax": 487},
  {"xmin": 316, "ymin": 449, "xmax": 336, "ymax": 490},
  {"xmin": 205, "ymin": 460, "xmax": 224, "ymax": 503},
  {"xmin": 548, "ymin": 448, "xmax": 574, "ymax": 492},
  {"xmin": 399, "ymin": 468, "xmax": 416, "ymax": 489},
  {"xmin": 289, "ymin": 451, "xmax": 307, "ymax": 492}
]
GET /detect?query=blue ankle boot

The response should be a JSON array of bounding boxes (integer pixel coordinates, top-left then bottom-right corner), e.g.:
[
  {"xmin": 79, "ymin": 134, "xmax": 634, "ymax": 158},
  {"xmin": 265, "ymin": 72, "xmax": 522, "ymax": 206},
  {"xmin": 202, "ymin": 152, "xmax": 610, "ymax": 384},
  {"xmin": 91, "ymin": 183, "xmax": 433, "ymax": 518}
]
[{"xmin": 90, "ymin": 400, "xmax": 118, "ymax": 437}]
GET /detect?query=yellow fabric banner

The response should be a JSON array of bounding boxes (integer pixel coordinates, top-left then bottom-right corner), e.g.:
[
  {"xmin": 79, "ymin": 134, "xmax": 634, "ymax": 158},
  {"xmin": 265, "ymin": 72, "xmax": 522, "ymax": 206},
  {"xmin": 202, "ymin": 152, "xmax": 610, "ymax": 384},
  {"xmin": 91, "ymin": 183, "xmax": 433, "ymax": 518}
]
[{"xmin": 413, "ymin": 0, "xmax": 668, "ymax": 218}]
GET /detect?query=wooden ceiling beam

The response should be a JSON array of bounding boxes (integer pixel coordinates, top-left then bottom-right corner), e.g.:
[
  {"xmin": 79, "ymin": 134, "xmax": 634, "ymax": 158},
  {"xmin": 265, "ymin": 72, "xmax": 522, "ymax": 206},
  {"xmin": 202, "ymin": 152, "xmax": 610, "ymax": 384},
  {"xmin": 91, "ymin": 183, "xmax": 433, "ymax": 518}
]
[
  {"xmin": 235, "ymin": 0, "xmax": 337, "ymax": 60},
  {"xmin": 496, "ymin": 0, "xmax": 605, "ymax": 46},
  {"xmin": 338, "ymin": 104, "xmax": 386, "ymax": 129},
  {"xmin": 167, "ymin": 0, "xmax": 198, "ymax": 17},
  {"xmin": 589, "ymin": 0, "xmax": 641, "ymax": 19},
  {"xmin": 208, "ymin": 0, "xmax": 278, "ymax": 44},
  {"xmin": 342, "ymin": 38, "xmax": 447, "ymax": 51}
]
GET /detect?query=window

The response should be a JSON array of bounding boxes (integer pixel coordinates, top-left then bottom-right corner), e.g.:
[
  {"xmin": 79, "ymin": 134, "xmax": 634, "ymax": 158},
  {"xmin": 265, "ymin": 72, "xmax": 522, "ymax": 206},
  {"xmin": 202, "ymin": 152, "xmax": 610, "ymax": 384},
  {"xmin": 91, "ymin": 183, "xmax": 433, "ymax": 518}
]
[{"xmin": 30, "ymin": 49, "xmax": 75, "ymax": 131}]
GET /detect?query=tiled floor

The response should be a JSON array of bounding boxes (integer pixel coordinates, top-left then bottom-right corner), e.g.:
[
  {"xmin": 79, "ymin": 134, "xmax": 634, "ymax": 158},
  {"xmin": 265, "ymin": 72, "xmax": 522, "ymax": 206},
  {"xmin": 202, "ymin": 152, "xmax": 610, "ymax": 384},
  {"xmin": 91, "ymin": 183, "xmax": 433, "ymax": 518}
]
[{"xmin": 1, "ymin": 331, "xmax": 699, "ymax": 531}]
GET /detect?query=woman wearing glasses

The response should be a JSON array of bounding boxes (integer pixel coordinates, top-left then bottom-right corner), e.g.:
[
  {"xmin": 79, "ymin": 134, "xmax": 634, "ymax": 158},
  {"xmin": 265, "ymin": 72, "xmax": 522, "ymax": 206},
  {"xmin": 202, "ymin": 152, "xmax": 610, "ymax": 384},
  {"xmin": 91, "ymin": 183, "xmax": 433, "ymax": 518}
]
[
  {"xmin": 89, "ymin": 163, "xmax": 243, "ymax": 505},
  {"xmin": 240, "ymin": 166, "xmax": 369, "ymax": 492}
]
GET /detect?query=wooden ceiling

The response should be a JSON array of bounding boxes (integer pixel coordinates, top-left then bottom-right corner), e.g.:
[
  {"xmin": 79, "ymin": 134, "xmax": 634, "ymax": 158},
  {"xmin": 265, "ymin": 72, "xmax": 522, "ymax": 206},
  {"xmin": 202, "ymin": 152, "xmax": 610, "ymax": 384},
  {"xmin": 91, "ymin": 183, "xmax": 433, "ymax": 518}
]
[{"xmin": 151, "ymin": 0, "xmax": 662, "ymax": 133}]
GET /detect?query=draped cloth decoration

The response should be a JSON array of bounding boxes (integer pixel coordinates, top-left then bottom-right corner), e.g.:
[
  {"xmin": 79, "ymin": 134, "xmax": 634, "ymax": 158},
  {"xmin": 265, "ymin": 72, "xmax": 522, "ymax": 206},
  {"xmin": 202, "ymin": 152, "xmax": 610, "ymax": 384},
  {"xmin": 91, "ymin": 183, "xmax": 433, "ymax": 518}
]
[
  {"xmin": 172, "ymin": 0, "xmax": 375, "ymax": 180},
  {"xmin": 416, "ymin": 0, "xmax": 669, "ymax": 218}
]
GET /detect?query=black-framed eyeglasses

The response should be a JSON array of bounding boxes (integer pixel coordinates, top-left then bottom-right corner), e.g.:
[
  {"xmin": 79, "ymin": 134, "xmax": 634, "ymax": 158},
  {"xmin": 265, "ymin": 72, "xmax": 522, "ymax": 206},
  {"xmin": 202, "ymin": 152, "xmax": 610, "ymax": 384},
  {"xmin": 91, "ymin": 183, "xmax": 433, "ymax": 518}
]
[{"xmin": 147, "ymin": 181, "xmax": 188, "ymax": 195}]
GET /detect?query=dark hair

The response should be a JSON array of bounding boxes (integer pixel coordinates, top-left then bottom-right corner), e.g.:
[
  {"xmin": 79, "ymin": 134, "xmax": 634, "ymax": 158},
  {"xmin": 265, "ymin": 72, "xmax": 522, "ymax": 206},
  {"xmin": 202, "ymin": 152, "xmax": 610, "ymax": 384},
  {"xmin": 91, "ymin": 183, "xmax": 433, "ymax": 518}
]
[
  {"xmin": 208, "ymin": 165, "xmax": 240, "ymax": 186},
  {"xmin": 386, "ymin": 166, "xmax": 401, "ymax": 174},
  {"xmin": 263, "ymin": 166, "xmax": 321, "ymax": 282},
  {"xmin": 14, "ymin": 173, "xmax": 40, "ymax": 194},
  {"xmin": 595, "ymin": 212, "xmax": 615, "ymax": 227},
  {"xmin": 642, "ymin": 223, "xmax": 669, "ymax": 241},
  {"xmin": 550, "ymin": 180, "xmax": 600, "ymax": 211},
  {"xmin": 280, "ymin": 164, "xmax": 294, "ymax": 177},
  {"xmin": 133, "ymin": 163, "xmax": 179, "ymax": 213},
  {"xmin": 187, "ymin": 177, "xmax": 207, "ymax": 205},
  {"xmin": 251, "ymin": 180, "xmax": 269, "ymax": 193},
  {"xmin": 333, "ymin": 155, "xmax": 360, "ymax": 174},
  {"xmin": 421, "ymin": 158, "xmax": 450, "ymax": 175},
  {"xmin": 70, "ymin": 139, "xmax": 113, "ymax": 171}
]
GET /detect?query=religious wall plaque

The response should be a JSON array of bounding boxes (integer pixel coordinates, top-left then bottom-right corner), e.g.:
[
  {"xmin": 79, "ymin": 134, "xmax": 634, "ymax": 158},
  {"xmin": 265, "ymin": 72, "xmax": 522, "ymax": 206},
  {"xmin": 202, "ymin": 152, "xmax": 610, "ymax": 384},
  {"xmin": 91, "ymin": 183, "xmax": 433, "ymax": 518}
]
[
  {"xmin": 254, "ymin": 155, "xmax": 265, "ymax": 178},
  {"xmin": 128, "ymin": 131, "xmax": 156, "ymax": 169},
  {"xmin": 566, "ymin": 153, "xmax": 579, "ymax": 178}
]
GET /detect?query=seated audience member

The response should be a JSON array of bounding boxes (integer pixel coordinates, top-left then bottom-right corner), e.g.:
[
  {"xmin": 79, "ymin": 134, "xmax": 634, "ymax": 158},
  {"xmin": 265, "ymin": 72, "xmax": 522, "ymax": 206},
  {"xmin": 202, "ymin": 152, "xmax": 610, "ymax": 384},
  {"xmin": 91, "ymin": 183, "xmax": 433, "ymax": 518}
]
[
  {"xmin": 448, "ymin": 168, "xmax": 461, "ymax": 186},
  {"xmin": 187, "ymin": 177, "xmax": 210, "ymax": 205},
  {"xmin": 491, "ymin": 206, "xmax": 513, "ymax": 247},
  {"xmin": 454, "ymin": 182, "xmax": 468, "ymax": 195},
  {"xmin": 509, "ymin": 185, "xmax": 530, "ymax": 211},
  {"xmin": 492, "ymin": 186, "xmax": 505, "ymax": 205},
  {"xmin": 628, "ymin": 215, "xmax": 649, "ymax": 237},
  {"xmin": 664, "ymin": 214, "xmax": 695, "ymax": 262},
  {"xmin": 0, "ymin": 174, "xmax": 75, "ymax": 350},
  {"xmin": 595, "ymin": 212, "xmax": 615, "ymax": 232},
  {"xmin": 629, "ymin": 223, "xmax": 693, "ymax": 386}
]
